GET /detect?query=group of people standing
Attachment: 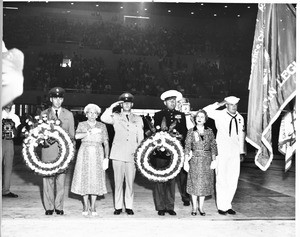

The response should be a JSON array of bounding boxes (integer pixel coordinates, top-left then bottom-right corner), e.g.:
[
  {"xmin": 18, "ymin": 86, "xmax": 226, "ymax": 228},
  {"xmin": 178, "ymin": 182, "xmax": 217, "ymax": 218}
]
[{"xmin": 2, "ymin": 86, "xmax": 246, "ymax": 218}]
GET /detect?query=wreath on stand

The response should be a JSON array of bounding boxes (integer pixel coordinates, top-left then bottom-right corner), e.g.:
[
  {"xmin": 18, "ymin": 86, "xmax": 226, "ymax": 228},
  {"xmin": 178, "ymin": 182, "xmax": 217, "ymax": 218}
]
[
  {"xmin": 135, "ymin": 118, "xmax": 184, "ymax": 182},
  {"xmin": 22, "ymin": 114, "xmax": 75, "ymax": 176}
]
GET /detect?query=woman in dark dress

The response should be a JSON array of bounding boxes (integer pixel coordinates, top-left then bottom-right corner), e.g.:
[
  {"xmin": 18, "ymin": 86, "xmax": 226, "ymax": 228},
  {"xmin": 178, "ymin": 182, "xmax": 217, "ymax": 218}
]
[{"xmin": 184, "ymin": 109, "xmax": 218, "ymax": 216}]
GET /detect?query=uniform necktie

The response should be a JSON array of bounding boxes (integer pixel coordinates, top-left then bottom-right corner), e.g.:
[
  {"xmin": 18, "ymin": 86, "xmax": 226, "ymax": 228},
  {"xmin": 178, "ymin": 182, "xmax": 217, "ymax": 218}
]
[
  {"xmin": 227, "ymin": 112, "xmax": 238, "ymax": 136},
  {"xmin": 55, "ymin": 110, "xmax": 59, "ymax": 119},
  {"xmin": 126, "ymin": 114, "xmax": 129, "ymax": 121}
]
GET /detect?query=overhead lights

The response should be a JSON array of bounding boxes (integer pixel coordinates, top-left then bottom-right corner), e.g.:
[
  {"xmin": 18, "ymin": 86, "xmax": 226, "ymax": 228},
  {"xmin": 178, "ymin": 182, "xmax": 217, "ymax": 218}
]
[
  {"xmin": 201, "ymin": 3, "xmax": 204, "ymax": 6},
  {"xmin": 214, "ymin": 14, "xmax": 217, "ymax": 17},
  {"xmin": 237, "ymin": 14, "xmax": 241, "ymax": 17},
  {"xmin": 71, "ymin": 2, "xmax": 74, "ymax": 5},
  {"xmin": 3, "ymin": 6, "xmax": 19, "ymax": 10},
  {"xmin": 224, "ymin": 6, "xmax": 228, "ymax": 8},
  {"xmin": 96, "ymin": 4, "xmax": 99, "ymax": 7},
  {"xmin": 247, "ymin": 6, "xmax": 251, "ymax": 9},
  {"xmin": 124, "ymin": 15, "xmax": 150, "ymax": 20},
  {"xmin": 191, "ymin": 12, "xmax": 194, "ymax": 15},
  {"xmin": 168, "ymin": 10, "xmax": 171, "ymax": 13},
  {"xmin": 120, "ymin": 6, "xmax": 123, "ymax": 9}
]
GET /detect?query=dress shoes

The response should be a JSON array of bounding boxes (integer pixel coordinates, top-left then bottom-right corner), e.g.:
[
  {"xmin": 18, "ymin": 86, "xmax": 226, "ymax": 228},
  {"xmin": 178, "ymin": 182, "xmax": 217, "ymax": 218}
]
[
  {"xmin": 199, "ymin": 210, "xmax": 206, "ymax": 216},
  {"xmin": 218, "ymin": 210, "xmax": 227, "ymax": 215},
  {"xmin": 2, "ymin": 192, "xmax": 18, "ymax": 198},
  {"xmin": 227, "ymin": 209, "xmax": 236, "ymax": 215},
  {"xmin": 183, "ymin": 201, "xmax": 190, "ymax": 206},
  {"xmin": 158, "ymin": 210, "xmax": 165, "ymax": 216},
  {"xmin": 166, "ymin": 210, "xmax": 177, "ymax": 216},
  {"xmin": 191, "ymin": 211, "xmax": 197, "ymax": 216},
  {"xmin": 114, "ymin": 209, "xmax": 122, "ymax": 215},
  {"xmin": 55, "ymin": 209, "xmax": 64, "ymax": 215},
  {"xmin": 45, "ymin": 210, "xmax": 54, "ymax": 215},
  {"xmin": 126, "ymin": 209, "xmax": 134, "ymax": 215}
]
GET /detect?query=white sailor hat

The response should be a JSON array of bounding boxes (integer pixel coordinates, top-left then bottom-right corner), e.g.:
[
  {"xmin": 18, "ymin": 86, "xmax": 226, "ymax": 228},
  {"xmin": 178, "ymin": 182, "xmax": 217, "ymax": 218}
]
[
  {"xmin": 224, "ymin": 96, "xmax": 240, "ymax": 105},
  {"xmin": 160, "ymin": 90, "xmax": 183, "ymax": 101}
]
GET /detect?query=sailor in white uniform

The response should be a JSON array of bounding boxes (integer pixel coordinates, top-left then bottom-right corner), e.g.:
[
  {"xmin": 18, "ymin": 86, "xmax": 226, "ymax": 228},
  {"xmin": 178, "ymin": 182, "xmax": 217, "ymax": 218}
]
[{"xmin": 203, "ymin": 96, "xmax": 246, "ymax": 215}]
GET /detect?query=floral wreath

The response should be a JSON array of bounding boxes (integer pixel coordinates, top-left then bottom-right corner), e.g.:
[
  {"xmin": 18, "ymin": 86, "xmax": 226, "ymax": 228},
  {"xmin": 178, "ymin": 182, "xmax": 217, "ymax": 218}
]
[
  {"xmin": 22, "ymin": 114, "xmax": 75, "ymax": 176},
  {"xmin": 134, "ymin": 131, "xmax": 184, "ymax": 182}
]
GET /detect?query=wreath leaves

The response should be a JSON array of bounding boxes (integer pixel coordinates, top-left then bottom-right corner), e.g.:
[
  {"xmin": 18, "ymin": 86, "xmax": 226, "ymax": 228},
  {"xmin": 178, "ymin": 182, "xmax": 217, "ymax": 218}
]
[
  {"xmin": 22, "ymin": 116, "xmax": 75, "ymax": 176},
  {"xmin": 134, "ymin": 131, "xmax": 184, "ymax": 182}
]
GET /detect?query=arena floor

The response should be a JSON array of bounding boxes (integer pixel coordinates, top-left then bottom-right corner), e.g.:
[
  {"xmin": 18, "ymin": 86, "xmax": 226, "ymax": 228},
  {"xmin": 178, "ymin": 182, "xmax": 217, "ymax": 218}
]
[{"xmin": 1, "ymin": 145, "xmax": 296, "ymax": 237}]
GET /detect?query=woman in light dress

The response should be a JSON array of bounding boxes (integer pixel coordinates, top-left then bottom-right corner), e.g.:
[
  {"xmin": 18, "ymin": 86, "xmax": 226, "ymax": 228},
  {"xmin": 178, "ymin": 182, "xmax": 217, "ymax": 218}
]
[{"xmin": 71, "ymin": 104, "xmax": 109, "ymax": 216}]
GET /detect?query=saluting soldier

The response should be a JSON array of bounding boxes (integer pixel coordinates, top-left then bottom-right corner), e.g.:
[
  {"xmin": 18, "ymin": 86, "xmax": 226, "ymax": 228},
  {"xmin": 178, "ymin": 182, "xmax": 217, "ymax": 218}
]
[
  {"xmin": 153, "ymin": 90, "xmax": 188, "ymax": 216},
  {"xmin": 101, "ymin": 92, "xmax": 144, "ymax": 215},
  {"xmin": 41, "ymin": 87, "xmax": 75, "ymax": 215},
  {"xmin": 203, "ymin": 96, "xmax": 246, "ymax": 215}
]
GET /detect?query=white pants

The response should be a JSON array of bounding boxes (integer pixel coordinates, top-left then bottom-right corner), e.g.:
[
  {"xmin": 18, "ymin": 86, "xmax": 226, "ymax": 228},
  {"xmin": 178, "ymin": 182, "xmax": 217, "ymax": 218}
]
[
  {"xmin": 112, "ymin": 160, "xmax": 136, "ymax": 210},
  {"xmin": 215, "ymin": 154, "xmax": 240, "ymax": 211}
]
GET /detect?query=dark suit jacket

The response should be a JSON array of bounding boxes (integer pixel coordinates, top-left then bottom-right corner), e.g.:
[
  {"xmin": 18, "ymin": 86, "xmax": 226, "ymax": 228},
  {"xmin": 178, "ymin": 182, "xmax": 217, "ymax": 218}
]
[
  {"xmin": 41, "ymin": 107, "xmax": 75, "ymax": 163},
  {"xmin": 154, "ymin": 109, "xmax": 187, "ymax": 143},
  {"xmin": 153, "ymin": 109, "xmax": 187, "ymax": 169}
]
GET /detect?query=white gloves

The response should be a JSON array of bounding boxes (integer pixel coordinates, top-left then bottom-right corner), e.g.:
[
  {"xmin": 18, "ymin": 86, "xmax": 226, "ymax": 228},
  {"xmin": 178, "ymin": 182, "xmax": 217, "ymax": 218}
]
[
  {"xmin": 183, "ymin": 160, "xmax": 190, "ymax": 172},
  {"xmin": 210, "ymin": 160, "xmax": 217, "ymax": 170},
  {"xmin": 103, "ymin": 158, "xmax": 109, "ymax": 171},
  {"xmin": 183, "ymin": 151, "xmax": 192, "ymax": 172}
]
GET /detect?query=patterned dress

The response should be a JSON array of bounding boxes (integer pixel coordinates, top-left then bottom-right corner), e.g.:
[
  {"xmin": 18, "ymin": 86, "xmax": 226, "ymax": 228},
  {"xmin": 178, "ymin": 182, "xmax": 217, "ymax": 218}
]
[
  {"xmin": 185, "ymin": 127, "xmax": 218, "ymax": 196},
  {"xmin": 71, "ymin": 121, "xmax": 108, "ymax": 196}
]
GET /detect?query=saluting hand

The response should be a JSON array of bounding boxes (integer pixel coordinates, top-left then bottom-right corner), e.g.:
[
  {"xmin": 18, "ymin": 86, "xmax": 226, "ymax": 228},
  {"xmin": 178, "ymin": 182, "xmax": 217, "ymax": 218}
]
[
  {"xmin": 218, "ymin": 100, "xmax": 227, "ymax": 107},
  {"xmin": 109, "ymin": 101, "xmax": 123, "ymax": 109}
]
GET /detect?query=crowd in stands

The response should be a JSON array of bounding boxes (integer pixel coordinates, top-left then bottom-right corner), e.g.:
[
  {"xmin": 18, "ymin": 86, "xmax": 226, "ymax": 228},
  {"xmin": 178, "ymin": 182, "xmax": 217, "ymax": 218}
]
[
  {"xmin": 28, "ymin": 52, "xmax": 109, "ymax": 94},
  {"xmin": 4, "ymin": 14, "xmax": 251, "ymax": 58},
  {"xmin": 4, "ymin": 13, "xmax": 250, "ymax": 98},
  {"xmin": 25, "ymin": 51, "xmax": 248, "ymax": 98}
]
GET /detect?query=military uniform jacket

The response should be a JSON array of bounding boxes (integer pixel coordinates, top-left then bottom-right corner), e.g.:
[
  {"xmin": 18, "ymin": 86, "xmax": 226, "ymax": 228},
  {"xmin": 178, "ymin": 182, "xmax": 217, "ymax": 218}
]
[
  {"xmin": 203, "ymin": 103, "xmax": 246, "ymax": 155},
  {"xmin": 154, "ymin": 109, "xmax": 187, "ymax": 146},
  {"xmin": 101, "ymin": 109, "xmax": 144, "ymax": 163},
  {"xmin": 41, "ymin": 107, "xmax": 75, "ymax": 163}
]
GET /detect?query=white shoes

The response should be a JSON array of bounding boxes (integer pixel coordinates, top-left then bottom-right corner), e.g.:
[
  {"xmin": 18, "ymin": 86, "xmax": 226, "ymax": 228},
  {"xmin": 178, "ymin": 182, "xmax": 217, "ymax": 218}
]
[
  {"xmin": 82, "ymin": 207, "xmax": 98, "ymax": 216},
  {"xmin": 82, "ymin": 211, "xmax": 89, "ymax": 216},
  {"xmin": 91, "ymin": 211, "xmax": 98, "ymax": 216}
]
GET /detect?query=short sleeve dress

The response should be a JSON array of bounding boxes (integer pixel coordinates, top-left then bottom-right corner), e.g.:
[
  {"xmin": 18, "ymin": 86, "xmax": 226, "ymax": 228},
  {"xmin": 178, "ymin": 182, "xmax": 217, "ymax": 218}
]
[
  {"xmin": 184, "ymin": 127, "xmax": 218, "ymax": 196},
  {"xmin": 71, "ymin": 121, "xmax": 108, "ymax": 196}
]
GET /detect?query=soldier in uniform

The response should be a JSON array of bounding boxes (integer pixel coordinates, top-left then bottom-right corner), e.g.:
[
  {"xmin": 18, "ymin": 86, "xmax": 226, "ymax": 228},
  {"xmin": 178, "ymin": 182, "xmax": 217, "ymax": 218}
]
[
  {"xmin": 40, "ymin": 87, "xmax": 75, "ymax": 215},
  {"xmin": 101, "ymin": 92, "xmax": 144, "ymax": 215},
  {"xmin": 203, "ymin": 96, "xmax": 246, "ymax": 215},
  {"xmin": 2, "ymin": 102, "xmax": 20, "ymax": 198},
  {"xmin": 153, "ymin": 90, "xmax": 188, "ymax": 216}
]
